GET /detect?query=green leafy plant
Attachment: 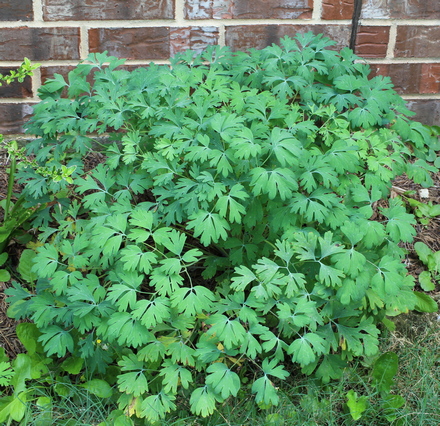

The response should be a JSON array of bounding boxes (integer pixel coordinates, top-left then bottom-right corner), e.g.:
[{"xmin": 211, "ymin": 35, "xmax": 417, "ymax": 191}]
[
  {"xmin": 0, "ymin": 252, "xmax": 10, "ymax": 282},
  {"xmin": 7, "ymin": 33, "xmax": 439, "ymax": 422},
  {"xmin": 0, "ymin": 323, "xmax": 114, "ymax": 425},
  {"xmin": 414, "ymin": 241, "xmax": 440, "ymax": 292},
  {"xmin": 398, "ymin": 191, "xmax": 440, "ymax": 226},
  {"xmin": 0, "ymin": 58, "xmax": 38, "ymax": 87},
  {"xmin": 0, "ymin": 138, "xmax": 76, "ymax": 254},
  {"xmin": 346, "ymin": 352, "xmax": 405, "ymax": 423},
  {"xmin": 0, "ymin": 59, "xmax": 40, "ymax": 254}
]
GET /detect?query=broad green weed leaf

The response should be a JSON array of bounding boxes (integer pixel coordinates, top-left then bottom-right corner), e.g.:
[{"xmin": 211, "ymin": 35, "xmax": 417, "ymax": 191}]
[
  {"xmin": 81, "ymin": 379, "xmax": 113, "ymax": 398},
  {"xmin": 346, "ymin": 389, "xmax": 368, "ymax": 420},
  {"xmin": 414, "ymin": 241, "xmax": 432, "ymax": 265},
  {"xmin": 0, "ymin": 392, "xmax": 28, "ymax": 423},
  {"xmin": 17, "ymin": 249, "xmax": 37, "ymax": 283},
  {"xmin": 61, "ymin": 356, "xmax": 84, "ymax": 374},
  {"xmin": 15, "ymin": 323, "xmax": 42, "ymax": 355},
  {"xmin": 419, "ymin": 270, "xmax": 435, "ymax": 291},
  {"xmin": 382, "ymin": 394, "xmax": 405, "ymax": 422},
  {"xmin": 372, "ymin": 352, "xmax": 398, "ymax": 395},
  {"xmin": 0, "ymin": 269, "xmax": 10, "ymax": 282},
  {"xmin": 413, "ymin": 291, "xmax": 438, "ymax": 313}
]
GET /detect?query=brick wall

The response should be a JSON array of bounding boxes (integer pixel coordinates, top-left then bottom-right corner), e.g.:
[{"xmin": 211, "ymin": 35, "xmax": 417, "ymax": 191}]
[{"xmin": 0, "ymin": 0, "xmax": 439, "ymax": 134}]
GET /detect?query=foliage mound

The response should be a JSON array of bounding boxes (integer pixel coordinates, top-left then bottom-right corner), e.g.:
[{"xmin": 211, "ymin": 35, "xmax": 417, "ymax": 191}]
[{"xmin": 6, "ymin": 33, "xmax": 440, "ymax": 422}]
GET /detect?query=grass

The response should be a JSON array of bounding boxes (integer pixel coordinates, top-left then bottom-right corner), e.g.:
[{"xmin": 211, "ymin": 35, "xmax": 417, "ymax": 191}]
[{"xmin": 11, "ymin": 311, "xmax": 440, "ymax": 426}]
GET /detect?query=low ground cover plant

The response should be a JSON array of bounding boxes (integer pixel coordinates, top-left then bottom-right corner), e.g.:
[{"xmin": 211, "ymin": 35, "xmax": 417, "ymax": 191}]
[
  {"xmin": 0, "ymin": 59, "xmax": 40, "ymax": 280},
  {"xmin": 4, "ymin": 33, "xmax": 439, "ymax": 423}
]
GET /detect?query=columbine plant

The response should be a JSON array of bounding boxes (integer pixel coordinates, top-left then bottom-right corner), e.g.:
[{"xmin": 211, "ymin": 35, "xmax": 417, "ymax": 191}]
[{"xmin": 7, "ymin": 33, "xmax": 439, "ymax": 422}]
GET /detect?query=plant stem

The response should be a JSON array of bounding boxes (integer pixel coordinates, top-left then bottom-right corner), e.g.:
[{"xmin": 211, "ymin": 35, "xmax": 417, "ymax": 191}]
[{"xmin": 4, "ymin": 142, "xmax": 17, "ymax": 222}]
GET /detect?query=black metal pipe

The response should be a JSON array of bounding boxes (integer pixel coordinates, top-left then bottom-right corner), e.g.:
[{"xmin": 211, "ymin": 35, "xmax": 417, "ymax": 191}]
[{"xmin": 349, "ymin": 0, "xmax": 363, "ymax": 52}]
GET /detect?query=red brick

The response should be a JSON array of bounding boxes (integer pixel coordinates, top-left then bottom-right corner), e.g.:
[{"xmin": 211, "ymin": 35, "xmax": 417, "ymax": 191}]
[
  {"xmin": 225, "ymin": 25, "xmax": 351, "ymax": 52},
  {"xmin": 421, "ymin": 63, "xmax": 440, "ymax": 94},
  {"xmin": 395, "ymin": 26, "xmax": 440, "ymax": 58},
  {"xmin": 40, "ymin": 66, "xmax": 75, "ymax": 84},
  {"xmin": 0, "ymin": 69, "xmax": 33, "ymax": 98},
  {"xmin": 405, "ymin": 100, "xmax": 440, "ymax": 126},
  {"xmin": 89, "ymin": 27, "xmax": 220, "ymax": 60},
  {"xmin": 41, "ymin": 64, "xmax": 143, "ymax": 83},
  {"xmin": 322, "ymin": 0, "xmax": 354, "ymax": 20},
  {"xmin": 0, "ymin": 103, "xmax": 36, "ymax": 134},
  {"xmin": 361, "ymin": 0, "xmax": 440, "ymax": 19},
  {"xmin": 89, "ymin": 28, "xmax": 170, "ymax": 60},
  {"xmin": 0, "ymin": 28, "xmax": 80, "ymax": 61},
  {"xmin": 369, "ymin": 63, "xmax": 440, "ymax": 95},
  {"xmin": 355, "ymin": 26, "xmax": 389, "ymax": 58},
  {"xmin": 43, "ymin": 0, "xmax": 174, "ymax": 20},
  {"xmin": 185, "ymin": 0, "xmax": 313, "ymax": 19},
  {"xmin": 0, "ymin": 0, "xmax": 32, "ymax": 21},
  {"xmin": 170, "ymin": 27, "xmax": 219, "ymax": 56}
]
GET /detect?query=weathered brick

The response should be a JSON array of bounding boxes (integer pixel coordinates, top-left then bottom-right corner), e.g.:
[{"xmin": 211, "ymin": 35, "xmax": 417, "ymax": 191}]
[
  {"xmin": 421, "ymin": 63, "xmax": 440, "ymax": 94},
  {"xmin": 0, "ymin": 0, "xmax": 33, "ymax": 21},
  {"xmin": 361, "ymin": 0, "xmax": 440, "ymax": 19},
  {"xmin": 395, "ymin": 26, "xmax": 440, "ymax": 58},
  {"xmin": 369, "ymin": 63, "xmax": 440, "ymax": 95},
  {"xmin": 225, "ymin": 25, "xmax": 351, "ymax": 52},
  {"xmin": 405, "ymin": 100, "xmax": 440, "ymax": 126},
  {"xmin": 40, "ymin": 66, "xmax": 75, "ymax": 84},
  {"xmin": 0, "ymin": 28, "xmax": 80, "ymax": 61},
  {"xmin": 185, "ymin": 0, "xmax": 313, "ymax": 19},
  {"xmin": 0, "ymin": 103, "xmax": 35, "ymax": 134},
  {"xmin": 322, "ymin": 0, "xmax": 354, "ymax": 20},
  {"xmin": 170, "ymin": 27, "xmax": 219, "ymax": 56},
  {"xmin": 0, "ymin": 69, "xmax": 33, "ymax": 98},
  {"xmin": 355, "ymin": 26, "xmax": 389, "ymax": 58},
  {"xmin": 43, "ymin": 0, "xmax": 174, "ymax": 20},
  {"xmin": 89, "ymin": 28, "xmax": 170, "ymax": 60},
  {"xmin": 89, "ymin": 27, "xmax": 219, "ymax": 60}
]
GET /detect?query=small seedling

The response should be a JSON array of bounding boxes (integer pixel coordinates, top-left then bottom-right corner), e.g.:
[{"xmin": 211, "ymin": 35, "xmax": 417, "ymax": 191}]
[
  {"xmin": 405, "ymin": 196, "xmax": 440, "ymax": 226},
  {"xmin": 414, "ymin": 241, "xmax": 440, "ymax": 291}
]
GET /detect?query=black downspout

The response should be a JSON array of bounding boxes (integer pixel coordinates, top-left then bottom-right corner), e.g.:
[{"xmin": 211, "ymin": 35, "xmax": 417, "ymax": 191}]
[{"xmin": 349, "ymin": 0, "xmax": 363, "ymax": 52}]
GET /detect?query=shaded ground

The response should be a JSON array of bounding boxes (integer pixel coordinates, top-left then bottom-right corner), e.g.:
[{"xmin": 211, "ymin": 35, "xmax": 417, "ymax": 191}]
[{"xmin": 0, "ymin": 152, "xmax": 440, "ymax": 359}]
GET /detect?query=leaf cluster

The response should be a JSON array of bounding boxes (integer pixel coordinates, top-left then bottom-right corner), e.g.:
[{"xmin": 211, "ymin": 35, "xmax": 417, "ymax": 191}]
[
  {"xmin": 0, "ymin": 323, "xmax": 113, "ymax": 424},
  {"xmin": 8, "ymin": 33, "xmax": 439, "ymax": 421},
  {"xmin": 346, "ymin": 352, "xmax": 405, "ymax": 423},
  {"xmin": 0, "ymin": 58, "xmax": 39, "ymax": 86}
]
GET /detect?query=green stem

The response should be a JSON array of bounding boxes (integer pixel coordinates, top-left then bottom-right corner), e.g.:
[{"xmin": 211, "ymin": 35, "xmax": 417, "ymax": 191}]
[{"xmin": 4, "ymin": 145, "xmax": 17, "ymax": 222}]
